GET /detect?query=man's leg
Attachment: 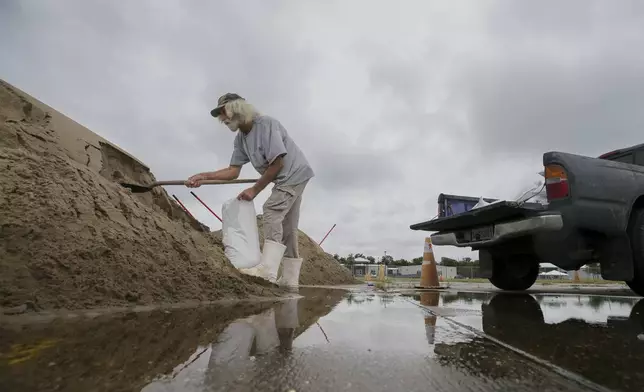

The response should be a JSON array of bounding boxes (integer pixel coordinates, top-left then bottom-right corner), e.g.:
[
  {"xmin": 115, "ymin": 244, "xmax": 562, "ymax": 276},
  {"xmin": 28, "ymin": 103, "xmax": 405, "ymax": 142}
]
[
  {"xmin": 262, "ymin": 186, "xmax": 299, "ymax": 246},
  {"xmin": 277, "ymin": 181, "xmax": 308, "ymax": 288},
  {"xmin": 282, "ymin": 191, "xmax": 303, "ymax": 258},
  {"xmin": 244, "ymin": 185, "xmax": 300, "ymax": 283}
]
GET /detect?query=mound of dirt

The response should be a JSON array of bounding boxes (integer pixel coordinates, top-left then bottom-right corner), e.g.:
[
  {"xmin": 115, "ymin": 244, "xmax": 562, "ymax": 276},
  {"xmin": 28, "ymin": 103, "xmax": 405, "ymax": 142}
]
[
  {"xmin": 213, "ymin": 217, "xmax": 356, "ymax": 286},
  {"xmin": 0, "ymin": 79, "xmax": 283, "ymax": 312}
]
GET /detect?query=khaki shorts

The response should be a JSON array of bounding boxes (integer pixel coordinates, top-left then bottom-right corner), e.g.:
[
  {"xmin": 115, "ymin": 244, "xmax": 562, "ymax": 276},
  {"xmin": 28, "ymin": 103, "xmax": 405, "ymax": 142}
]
[{"xmin": 262, "ymin": 180, "xmax": 309, "ymax": 258}]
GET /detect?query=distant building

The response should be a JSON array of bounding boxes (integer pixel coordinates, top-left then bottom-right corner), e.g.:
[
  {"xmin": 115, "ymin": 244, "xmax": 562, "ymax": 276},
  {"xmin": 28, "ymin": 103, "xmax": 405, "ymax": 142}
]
[
  {"xmin": 344, "ymin": 260, "xmax": 457, "ymax": 279},
  {"xmin": 350, "ymin": 257, "xmax": 371, "ymax": 277},
  {"xmin": 397, "ymin": 265, "xmax": 457, "ymax": 279},
  {"xmin": 567, "ymin": 265, "xmax": 602, "ymax": 280},
  {"xmin": 539, "ymin": 262, "xmax": 603, "ymax": 280},
  {"xmin": 398, "ymin": 265, "xmax": 421, "ymax": 277},
  {"xmin": 348, "ymin": 261, "xmax": 402, "ymax": 278},
  {"xmin": 539, "ymin": 262, "xmax": 562, "ymax": 273}
]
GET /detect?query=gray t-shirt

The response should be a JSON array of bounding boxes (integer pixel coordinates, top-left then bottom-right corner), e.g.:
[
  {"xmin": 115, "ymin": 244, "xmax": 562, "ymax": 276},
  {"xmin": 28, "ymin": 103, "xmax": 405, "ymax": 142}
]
[{"xmin": 230, "ymin": 115, "xmax": 314, "ymax": 186}]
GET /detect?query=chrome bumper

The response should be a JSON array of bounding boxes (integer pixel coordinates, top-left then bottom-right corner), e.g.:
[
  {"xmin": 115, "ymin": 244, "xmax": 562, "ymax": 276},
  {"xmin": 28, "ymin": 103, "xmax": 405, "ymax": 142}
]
[{"xmin": 431, "ymin": 214, "xmax": 563, "ymax": 247}]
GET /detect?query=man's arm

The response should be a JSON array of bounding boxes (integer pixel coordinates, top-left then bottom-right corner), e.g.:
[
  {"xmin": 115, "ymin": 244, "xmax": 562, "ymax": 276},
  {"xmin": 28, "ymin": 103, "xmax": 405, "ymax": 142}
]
[
  {"xmin": 202, "ymin": 165, "xmax": 241, "ymax": 181},
  {"xmin": 252, "ymin": 155, "xmax": 284, "ymax": 193},
  {"xmin": 186, "ymin": 165, "xmax": 241, "ymax": 187}
]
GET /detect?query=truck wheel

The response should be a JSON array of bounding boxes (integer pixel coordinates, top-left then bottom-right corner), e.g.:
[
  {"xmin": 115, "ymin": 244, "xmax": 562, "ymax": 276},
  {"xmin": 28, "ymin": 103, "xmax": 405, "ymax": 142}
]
[
  {"xmin": 626, "ymin": 208, "xmax": 644, "ymax": 296},
  {"xmin": 489, "ymin": 255, "xmax": 539, "ymax": 291}
]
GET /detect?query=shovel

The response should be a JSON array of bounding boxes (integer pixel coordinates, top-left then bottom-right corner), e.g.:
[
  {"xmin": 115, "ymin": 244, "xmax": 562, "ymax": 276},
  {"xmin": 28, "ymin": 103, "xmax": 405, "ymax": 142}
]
[{"xmin": 120, "ymin": 178, "xmax": 258, "ymax": 193}]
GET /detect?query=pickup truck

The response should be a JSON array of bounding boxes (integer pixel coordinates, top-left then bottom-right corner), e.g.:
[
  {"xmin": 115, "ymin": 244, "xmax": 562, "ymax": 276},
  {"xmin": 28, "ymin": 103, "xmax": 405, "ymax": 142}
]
[{"xmin": 410, "ymin": 142, "xmax": 644, "ymax": 296}]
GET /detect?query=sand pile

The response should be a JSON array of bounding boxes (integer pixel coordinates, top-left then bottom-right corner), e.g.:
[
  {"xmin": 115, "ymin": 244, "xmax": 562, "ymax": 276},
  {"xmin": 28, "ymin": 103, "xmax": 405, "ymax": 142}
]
[
  {"xmin": 0, "ymin": 79, "xmax": 283, "ymax": 312},
  {"xmin": 213, "ymin": 217, "xmax": 356, "ymax": 286}
]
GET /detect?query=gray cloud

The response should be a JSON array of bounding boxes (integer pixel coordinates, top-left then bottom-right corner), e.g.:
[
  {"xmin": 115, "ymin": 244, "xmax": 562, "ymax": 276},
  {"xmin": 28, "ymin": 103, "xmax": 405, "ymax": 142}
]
[
  {"xmin": 453, "ymin": 0, "xmax": 644, "ymax": 157},
  {"xmin": 454, "ymin": 51, "xmax": 644, "ymax": 157},
  {"xmin": 2, "ymin": 0, "xmax": 643, "ymax": 262}
]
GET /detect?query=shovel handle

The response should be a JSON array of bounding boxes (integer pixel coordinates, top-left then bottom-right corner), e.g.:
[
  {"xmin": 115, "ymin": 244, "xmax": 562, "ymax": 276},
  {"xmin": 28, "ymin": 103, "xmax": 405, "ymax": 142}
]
[{"xmin": 154, "ymin": 179, "xmax": 258, "ymax": 186}]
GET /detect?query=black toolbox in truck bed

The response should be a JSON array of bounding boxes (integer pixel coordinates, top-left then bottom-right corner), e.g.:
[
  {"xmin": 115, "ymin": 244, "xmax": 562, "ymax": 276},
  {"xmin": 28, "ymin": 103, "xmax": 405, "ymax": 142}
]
[{"xmin": 410, "ymin": 201, "xmax": 549, "ymax": 232}]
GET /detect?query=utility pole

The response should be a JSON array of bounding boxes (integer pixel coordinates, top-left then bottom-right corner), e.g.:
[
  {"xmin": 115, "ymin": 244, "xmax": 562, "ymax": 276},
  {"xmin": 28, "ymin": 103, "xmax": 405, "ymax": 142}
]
[{"xmin": 384, "ymin": 250, "xmax": 388, "ymax": 279}]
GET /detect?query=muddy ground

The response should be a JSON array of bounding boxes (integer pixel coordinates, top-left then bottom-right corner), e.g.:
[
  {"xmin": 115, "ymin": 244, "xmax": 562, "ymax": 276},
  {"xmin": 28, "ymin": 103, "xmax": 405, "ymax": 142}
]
[{"xmin": 0, "ymin": 79, "xmax": 353, "ymax": 313}]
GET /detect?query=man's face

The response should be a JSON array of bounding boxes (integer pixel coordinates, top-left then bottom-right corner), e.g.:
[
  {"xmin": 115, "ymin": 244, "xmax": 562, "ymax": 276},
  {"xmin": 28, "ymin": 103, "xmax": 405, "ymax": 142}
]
[{"xmin": 218, "ymin": 113, "xmax": 239, "ymax": 132}]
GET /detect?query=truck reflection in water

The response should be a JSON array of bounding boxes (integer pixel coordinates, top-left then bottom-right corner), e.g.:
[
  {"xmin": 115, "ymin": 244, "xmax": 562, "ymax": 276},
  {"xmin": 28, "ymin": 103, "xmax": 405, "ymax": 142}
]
[{"xmin": 432, "ymin": 292, "xmax": 644, "ymax": 391}]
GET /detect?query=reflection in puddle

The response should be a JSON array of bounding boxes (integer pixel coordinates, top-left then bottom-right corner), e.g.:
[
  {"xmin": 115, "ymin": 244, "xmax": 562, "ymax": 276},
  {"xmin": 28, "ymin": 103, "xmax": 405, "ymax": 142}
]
[
  {"xmin": 441, "ymin": 292, "xmax": 493, "ymax": 310},
  {"xmin": 143, "ymin": 298, "xmax": 304, "ymax": 391},
  {"xmin": 0, "ymin": 288, "xmax": 346, "ymax": 392},
  {"xmin": 3, "ymin": 288, "xmax": 642, "ymax": 392},
  {"xmin": 409, "ymin": 290, "xmax": 644, "ymax": 392},
  {"xmin": 138, "ymin": 290, "xmax": 587, "ymax": 391},
  {"xmin": 479, "ymin": 293, "xmax": 644, "ymax": 391},
  {"xmin": 534, "ymin": 294, "xmax": 639, "ymax": 324}
]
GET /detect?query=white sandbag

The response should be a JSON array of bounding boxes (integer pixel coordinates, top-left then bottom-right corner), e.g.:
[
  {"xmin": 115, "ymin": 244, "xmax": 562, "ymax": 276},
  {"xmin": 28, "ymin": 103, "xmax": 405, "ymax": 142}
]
[{"xmin": 221, "ymin": 198, "xmax": 261, "ymax": 269}]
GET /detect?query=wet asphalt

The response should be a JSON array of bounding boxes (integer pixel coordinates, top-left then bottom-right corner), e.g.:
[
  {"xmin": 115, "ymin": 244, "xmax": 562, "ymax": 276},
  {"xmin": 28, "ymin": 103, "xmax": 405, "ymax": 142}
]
[{"xmin": 1, "ymin": 286, "xmax": 644, "ymax": 392}]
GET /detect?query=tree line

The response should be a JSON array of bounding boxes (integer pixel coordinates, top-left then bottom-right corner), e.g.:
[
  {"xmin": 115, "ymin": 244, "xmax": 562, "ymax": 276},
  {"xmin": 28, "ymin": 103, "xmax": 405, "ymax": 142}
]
[{"xmin": 333, "ymin": 253, "xmax": 480, "ymax": 267}]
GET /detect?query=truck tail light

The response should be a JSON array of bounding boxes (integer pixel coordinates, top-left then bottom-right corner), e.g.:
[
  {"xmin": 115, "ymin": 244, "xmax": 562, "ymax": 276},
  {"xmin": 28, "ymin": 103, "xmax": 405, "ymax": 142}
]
[{"xmin": 544, "ymin": 164, "xmax": 569, "ymax": 200}]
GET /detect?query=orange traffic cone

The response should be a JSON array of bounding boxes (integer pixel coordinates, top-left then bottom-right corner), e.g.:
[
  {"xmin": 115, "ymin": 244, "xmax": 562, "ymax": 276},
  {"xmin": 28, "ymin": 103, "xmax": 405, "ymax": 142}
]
[
  {"xmin": 420, "ymin": 291, "xmax": 440, "ymax": 344},
  {"xmin": 416, "ymin": 237, "xmax": 441, "ymax": 289}
]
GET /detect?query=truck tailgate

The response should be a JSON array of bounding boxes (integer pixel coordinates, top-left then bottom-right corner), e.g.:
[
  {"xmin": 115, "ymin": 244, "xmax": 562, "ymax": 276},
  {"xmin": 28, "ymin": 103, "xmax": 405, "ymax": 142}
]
[{"xmin": 410, "ymin": 201, "xmax": 549, "ymax": 232}]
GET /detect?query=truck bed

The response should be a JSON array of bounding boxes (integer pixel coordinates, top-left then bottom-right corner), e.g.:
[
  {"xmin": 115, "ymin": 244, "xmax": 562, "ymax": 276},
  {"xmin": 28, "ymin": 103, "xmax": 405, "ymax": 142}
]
[{"xmin": 410, "ymin": 201, "xmax": 549, "ymax": 232}]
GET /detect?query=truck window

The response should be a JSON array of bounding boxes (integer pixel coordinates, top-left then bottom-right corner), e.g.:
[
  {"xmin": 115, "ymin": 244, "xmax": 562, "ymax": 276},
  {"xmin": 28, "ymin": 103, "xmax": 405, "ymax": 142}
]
[
  {"xmin": 610, "ymin": 153, "xmax": 634, "ymax": 164},
  {"xmin": 636, "ymin": 151, "xmax": 644, "ymax": 167}
]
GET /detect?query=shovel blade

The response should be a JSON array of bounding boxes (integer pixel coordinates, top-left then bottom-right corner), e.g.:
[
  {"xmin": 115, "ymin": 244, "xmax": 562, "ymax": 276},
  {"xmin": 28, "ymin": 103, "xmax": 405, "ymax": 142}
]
[{"xmin": 120, "ymin": 182, "xmax": 153, "ymax": 193}]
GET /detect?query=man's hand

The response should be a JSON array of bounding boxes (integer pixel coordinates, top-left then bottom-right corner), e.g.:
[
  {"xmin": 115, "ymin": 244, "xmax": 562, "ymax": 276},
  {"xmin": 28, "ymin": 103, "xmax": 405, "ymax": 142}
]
[
  {"xmin": 185, "ymin": 173, "xmax": 206, "ymax": 188},
  {"xmin": 185, "ymin": 167, "xmax": 242, "ymax": 188},
  {"xmin": 237, "ymin": 186, "xmax": 258, "ymax": 201}
]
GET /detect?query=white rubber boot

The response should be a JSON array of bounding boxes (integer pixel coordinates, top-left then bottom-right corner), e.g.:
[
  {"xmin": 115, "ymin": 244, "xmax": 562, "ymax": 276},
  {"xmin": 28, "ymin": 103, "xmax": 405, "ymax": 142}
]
[
  {"xmin": 240, "ymin": 240, "xmax": 286, "ymax": 284},
  {"xmin": 275, "ymin": 298, "xmax": 300, "ymax": 350},
  {"xmin": 276, "ymin": 257, "xmax": 303, "ymax": 289},
  {"xmin": 250, "ymin": 308, "xmax": 280, "ymax": 354}
]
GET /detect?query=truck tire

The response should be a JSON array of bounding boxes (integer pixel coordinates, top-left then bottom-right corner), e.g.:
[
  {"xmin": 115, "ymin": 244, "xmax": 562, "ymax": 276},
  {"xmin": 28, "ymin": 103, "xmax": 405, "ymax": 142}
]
[
  {"xmin": 626, "ymin": 208, "xmax": 644, "ymax": 296},
  {"xmin": 488, "ymin": 255, "xmax": 539, "ymax": 291}
]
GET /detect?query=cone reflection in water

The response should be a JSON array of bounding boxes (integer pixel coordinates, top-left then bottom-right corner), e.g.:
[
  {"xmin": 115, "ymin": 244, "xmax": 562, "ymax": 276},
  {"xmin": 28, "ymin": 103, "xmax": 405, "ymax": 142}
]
[
  {"xmin": 420, "ymin": 237, "xmax": 440, "ymax": 288},
  {"xmin": 420, "ymin": 292, "xmax": 440, "ymax": 344}
]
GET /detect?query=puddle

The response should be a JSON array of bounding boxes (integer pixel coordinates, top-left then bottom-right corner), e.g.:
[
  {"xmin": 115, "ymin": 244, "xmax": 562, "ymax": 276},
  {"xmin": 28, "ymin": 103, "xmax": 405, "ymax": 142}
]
[
  {"xmin": 479, "ymin": 292, "xmax": 644, "ymax": 392},
  {"xmin": 3, "ymin": 287, "xmax": 642, "ymax": 391},
  {"xmin": 534, "ymin": 294, "xmax": 638, "ymax": 324},
  {"xmin": 406, "ymin": 290, "xmax": 644, "ymax": 392}
]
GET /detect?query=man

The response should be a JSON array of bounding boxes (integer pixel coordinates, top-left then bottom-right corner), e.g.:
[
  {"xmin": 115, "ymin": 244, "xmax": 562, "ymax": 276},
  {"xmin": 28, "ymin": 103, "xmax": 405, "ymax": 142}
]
[{"xmin": 186, "ymin": 93, "xmax": 314, "ymax": 289}]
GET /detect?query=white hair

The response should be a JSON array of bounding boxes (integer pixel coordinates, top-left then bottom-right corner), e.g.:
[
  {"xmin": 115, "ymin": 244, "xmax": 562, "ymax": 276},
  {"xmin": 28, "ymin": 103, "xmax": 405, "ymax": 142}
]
[{"xmin": 222, "ymin": 99, "xmax": 260, "ymax": 124}]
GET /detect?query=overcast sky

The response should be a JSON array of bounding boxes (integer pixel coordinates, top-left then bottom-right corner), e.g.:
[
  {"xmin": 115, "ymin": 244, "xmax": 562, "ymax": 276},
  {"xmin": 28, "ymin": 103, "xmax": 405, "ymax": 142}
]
[{"xmin": 2, "ymin": 0, "xmax": 644, "ymax": 262}]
